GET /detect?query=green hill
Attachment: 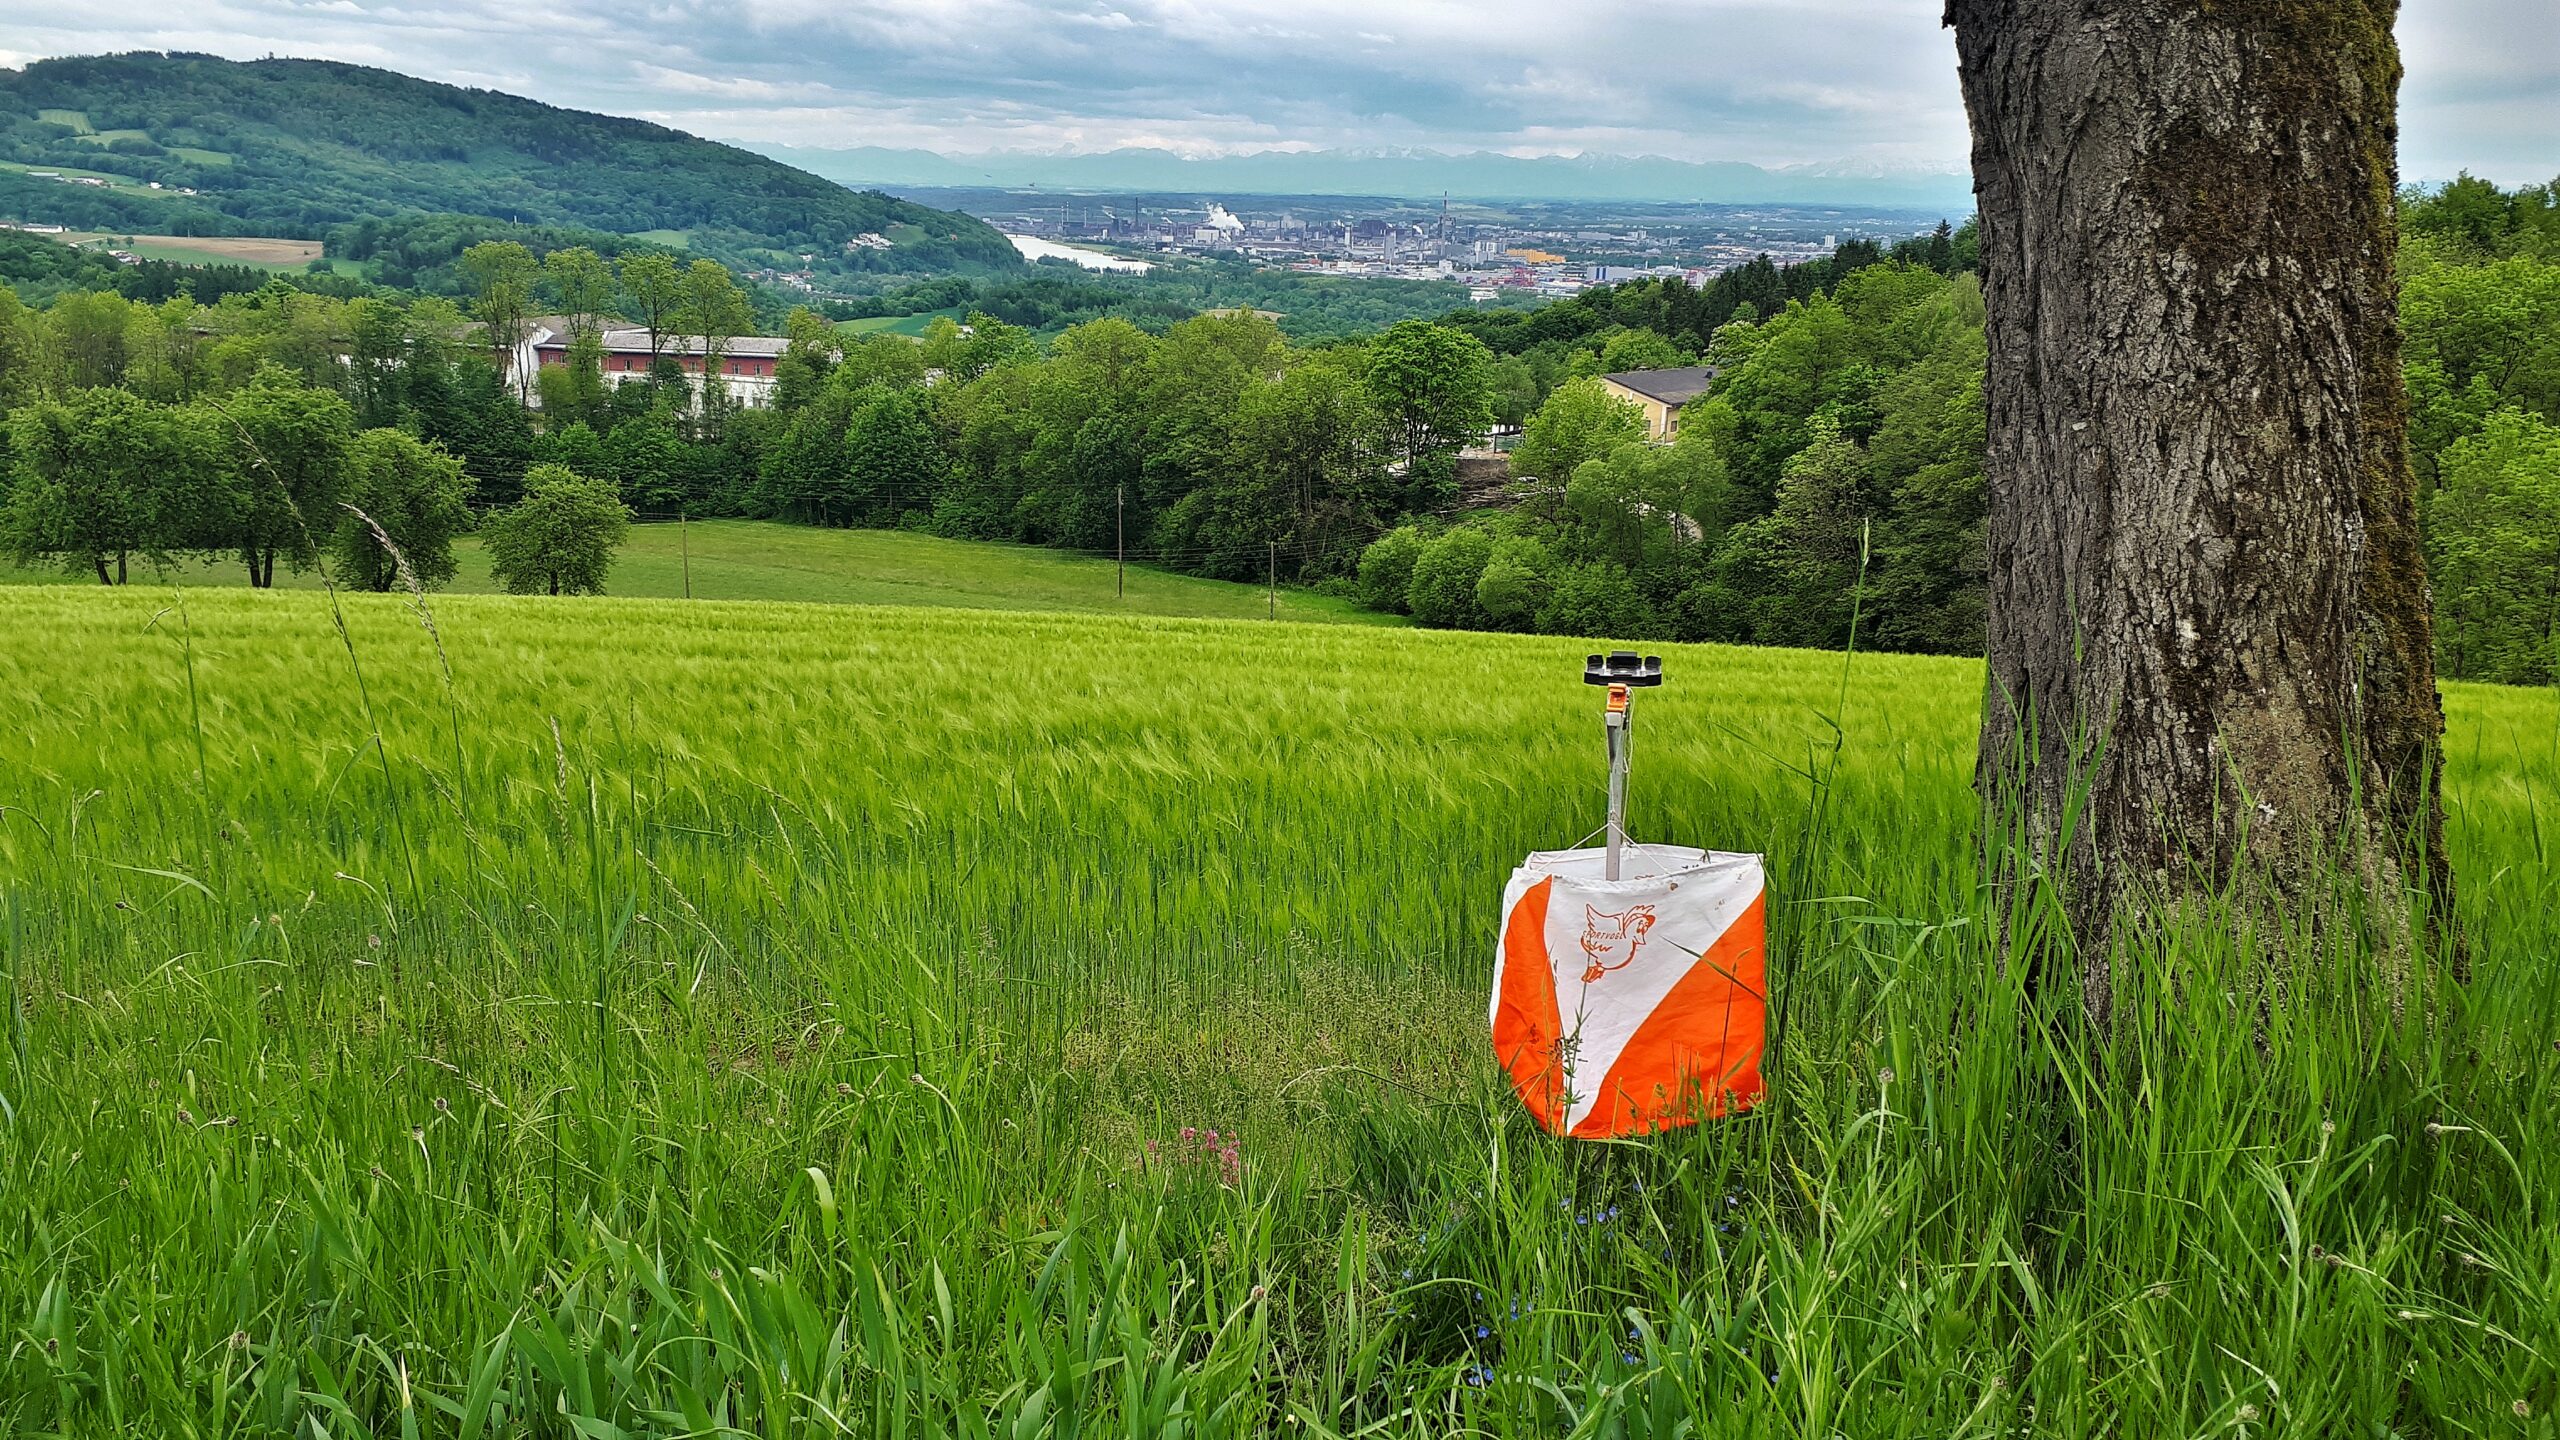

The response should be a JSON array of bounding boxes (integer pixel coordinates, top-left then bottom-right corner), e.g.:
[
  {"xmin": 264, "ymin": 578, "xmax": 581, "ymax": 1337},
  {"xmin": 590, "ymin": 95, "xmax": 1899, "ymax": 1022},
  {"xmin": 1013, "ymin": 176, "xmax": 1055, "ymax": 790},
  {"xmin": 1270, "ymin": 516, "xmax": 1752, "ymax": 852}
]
[
  {"xmin": 0, "ymin": 521, "xmax": 1399, "ymax": 624},
  {"xmin": 0, "ymin": 52, "xmax": 1023, "ymax": 285}
]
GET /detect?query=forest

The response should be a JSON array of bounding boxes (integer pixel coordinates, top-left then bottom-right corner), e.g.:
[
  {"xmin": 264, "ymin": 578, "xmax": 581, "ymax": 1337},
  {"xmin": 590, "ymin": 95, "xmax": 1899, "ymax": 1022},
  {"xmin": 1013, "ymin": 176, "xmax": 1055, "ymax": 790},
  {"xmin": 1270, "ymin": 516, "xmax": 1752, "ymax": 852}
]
[
  {"xmin": 828, "ymin": 257, "xmax": 1486, "ymax": 343},
  {"xmin": 0, "ymin": 52, "xmax": 1023, "ymax": 283},
  {"xmin": 0, "ymin": 177, "xmax": 2552, "ymax": 678}
]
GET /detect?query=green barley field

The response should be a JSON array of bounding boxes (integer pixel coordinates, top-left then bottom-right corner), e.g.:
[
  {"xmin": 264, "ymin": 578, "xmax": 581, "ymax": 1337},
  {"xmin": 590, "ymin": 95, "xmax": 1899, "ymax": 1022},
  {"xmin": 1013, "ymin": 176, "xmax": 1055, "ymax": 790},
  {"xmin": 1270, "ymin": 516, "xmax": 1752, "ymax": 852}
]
[{"xmin": 1, "ymin": 583, "xmax": 2556, "ymax": 1437}]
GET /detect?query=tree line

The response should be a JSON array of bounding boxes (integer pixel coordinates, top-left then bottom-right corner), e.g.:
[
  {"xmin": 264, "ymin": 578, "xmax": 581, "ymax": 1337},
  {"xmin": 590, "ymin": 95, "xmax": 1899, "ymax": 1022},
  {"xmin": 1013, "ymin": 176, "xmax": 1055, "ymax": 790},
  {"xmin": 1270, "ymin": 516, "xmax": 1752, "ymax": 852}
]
[
  {"xmin": 3, "ymin": 179, "xmax": 2552, "ymax": 684},
  {"xmin": 1353, "ymin": 257, "xmax": 1986, "ymax": 651},
  {"xmin": 2401, "ymin": 175, "xmax": 2560, "ymax": 684},
  {"xmin": 1353, "ymin": 178, "xmax": 2560, "ymax": 680},
  {"xmin": 0, "ymin": 274, "xmax": 639, "ymax": 595}
]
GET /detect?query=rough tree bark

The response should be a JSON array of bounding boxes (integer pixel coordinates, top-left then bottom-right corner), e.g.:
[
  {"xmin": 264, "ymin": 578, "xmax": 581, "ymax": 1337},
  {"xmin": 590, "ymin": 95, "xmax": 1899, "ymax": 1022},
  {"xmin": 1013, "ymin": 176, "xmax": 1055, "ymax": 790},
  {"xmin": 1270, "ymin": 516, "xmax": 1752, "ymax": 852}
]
[{"xmin": 1944, "ymin": 1, "xmax": 2451, "ymax": 1024}]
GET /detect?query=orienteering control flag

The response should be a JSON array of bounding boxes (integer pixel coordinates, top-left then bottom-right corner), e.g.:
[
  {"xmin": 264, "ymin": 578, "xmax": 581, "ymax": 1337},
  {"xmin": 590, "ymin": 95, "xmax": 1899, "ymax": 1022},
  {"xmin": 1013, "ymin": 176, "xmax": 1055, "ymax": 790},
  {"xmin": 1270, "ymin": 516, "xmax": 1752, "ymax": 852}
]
[{"xmin": 1490, "ymin": 846, "xmax": 1767, "ymax": 1137}]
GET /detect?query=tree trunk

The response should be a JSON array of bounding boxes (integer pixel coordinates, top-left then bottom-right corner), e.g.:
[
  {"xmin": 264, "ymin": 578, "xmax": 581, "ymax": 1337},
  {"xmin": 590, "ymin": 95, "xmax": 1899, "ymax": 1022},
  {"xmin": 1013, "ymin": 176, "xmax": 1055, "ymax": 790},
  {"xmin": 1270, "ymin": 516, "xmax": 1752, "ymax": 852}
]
[
  {"xmin": 1946, "ymin": 1, "xmax": 2451, "ymax": 1024},
  {"xmin": 94, "ymin": 556, "xmax": 112, "ymax": 586}
]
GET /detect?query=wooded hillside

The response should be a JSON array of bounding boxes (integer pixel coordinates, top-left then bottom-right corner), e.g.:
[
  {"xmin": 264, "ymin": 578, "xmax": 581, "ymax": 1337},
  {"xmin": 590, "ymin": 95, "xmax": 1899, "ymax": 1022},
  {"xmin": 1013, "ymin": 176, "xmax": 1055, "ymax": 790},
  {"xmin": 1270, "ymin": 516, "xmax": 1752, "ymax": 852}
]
[{"xmin": 0, "ymin": 53, "xmax": 1023, "ymax": 284}]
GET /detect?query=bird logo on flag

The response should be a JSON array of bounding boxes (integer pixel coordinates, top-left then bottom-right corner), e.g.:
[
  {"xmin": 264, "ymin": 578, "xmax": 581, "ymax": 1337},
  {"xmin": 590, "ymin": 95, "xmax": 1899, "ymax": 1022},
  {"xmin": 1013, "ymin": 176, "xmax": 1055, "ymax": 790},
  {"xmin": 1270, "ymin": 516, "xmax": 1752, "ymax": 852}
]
[{"xmin": 1578, "ymin": 904, "xmax": 1657, "ymax": 983}]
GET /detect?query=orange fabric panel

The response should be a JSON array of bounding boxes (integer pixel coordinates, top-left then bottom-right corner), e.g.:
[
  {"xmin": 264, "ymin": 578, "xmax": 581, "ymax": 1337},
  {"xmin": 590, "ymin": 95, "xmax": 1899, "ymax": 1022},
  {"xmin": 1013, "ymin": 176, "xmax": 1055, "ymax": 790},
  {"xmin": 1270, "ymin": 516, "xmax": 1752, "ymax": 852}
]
[
  {"xmin": 1567, "ymin": 892, "xmax": 1767, "ymax": 1137},
  {"xmin": 1492, "ymin": 877, "xmax": 1566, "ymax": 1131}
]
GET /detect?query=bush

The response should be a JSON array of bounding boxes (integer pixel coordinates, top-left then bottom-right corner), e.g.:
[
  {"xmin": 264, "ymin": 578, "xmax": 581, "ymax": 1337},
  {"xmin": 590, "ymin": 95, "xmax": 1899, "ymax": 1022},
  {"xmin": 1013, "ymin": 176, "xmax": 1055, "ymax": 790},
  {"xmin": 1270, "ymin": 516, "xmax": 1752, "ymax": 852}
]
[
  {"xmin": 1355, "ymin": 524, "xmax": 1428, "ymax": 613},
  {"xmin": 1668, "ymin": 579, "xmax": 1747, "ymax": 643},
  {"xmin": 1405, "ymin": 526, "xmax": 1494, "ymax": 630},
  {"xmin": 1536, "ymin": 560, "xmax": 1660, "ymax": 639},
  {"xmin": 1473, "ymin": 534, "xmax": 1555, "ymax": 632}
]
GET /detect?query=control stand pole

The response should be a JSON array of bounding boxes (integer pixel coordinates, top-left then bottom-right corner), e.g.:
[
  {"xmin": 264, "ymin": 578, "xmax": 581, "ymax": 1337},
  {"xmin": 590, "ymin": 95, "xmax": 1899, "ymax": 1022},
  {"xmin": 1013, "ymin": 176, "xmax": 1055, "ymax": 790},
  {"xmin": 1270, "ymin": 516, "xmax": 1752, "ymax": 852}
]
[{"xmin": 1582, "ymin": 651, "xmax": 1664, "ymax": 882}]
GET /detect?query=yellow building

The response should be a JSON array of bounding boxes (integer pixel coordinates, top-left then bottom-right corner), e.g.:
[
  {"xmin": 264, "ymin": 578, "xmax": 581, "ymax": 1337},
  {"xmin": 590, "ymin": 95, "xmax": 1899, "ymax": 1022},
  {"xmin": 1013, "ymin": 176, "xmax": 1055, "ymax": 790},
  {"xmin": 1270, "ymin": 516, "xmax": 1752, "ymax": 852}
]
[{"xmin": 1598, "ymin": 366, "xmax": 1721, "ymax": 441}]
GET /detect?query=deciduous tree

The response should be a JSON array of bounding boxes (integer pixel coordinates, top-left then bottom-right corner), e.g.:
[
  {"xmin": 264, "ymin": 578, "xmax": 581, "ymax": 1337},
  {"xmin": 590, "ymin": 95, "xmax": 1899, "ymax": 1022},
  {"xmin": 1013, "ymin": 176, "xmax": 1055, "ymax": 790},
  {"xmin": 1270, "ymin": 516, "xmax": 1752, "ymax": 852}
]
[
  {"xmin": 678, "ymin": 259, "xmax": 753, "ymax": 417},
  {"xmin": 543, "ymin": 246, "xmax": 615, "ymax": 342},
  {"xmin": 617, "ymin": 252, "xmax": 684, "ymax": 363},
  {"xmin": 482, "ymin": 463, "xmax": 631, "ymax": 596},
  {"xmin": 1, "ymin": 387, "xmax": 221, "ymax": 583},
  {"xmin": 460, "ymin": 241, "xmax": 539, "ymax": 394},
  {"xmin": 1946, "ymin": 0, "xmax": 2450, "ymax": 1018},
  {"xmin": 215, "ymin": 364, "xmax": 355, "ymax": 587},
  {"xmin": 1363, "ymin": 320, "xmax": 1495, "ymax": 511},
  {"xmin": 332, "ymin": 428, "xmax": 473, "ymax": 593},
  {"xmin": 1513, "ymin": 376, "xmax": 1648, "ymax": 510}
]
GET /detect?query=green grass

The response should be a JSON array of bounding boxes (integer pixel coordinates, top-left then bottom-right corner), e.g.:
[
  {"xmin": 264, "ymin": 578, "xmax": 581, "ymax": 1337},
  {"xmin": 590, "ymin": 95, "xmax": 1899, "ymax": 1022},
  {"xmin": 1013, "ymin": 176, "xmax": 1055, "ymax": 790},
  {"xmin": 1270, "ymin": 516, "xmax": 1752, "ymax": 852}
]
[
  {"xmin": 837, "ymin": 306, "xmax": 962, "ymax": 337},
  {"xmin": 0, "ymin": 581, "xmax": 2554, "ymax": 1436},
  {"xmin": 165, "ymin": 146, "xmax": 236, "ymax": 167},
  {"xmin": 628, "ymin": 228, "xmax": 692, "ymax": 249},
  {"xmin": 69, "ymin": 129, "xmax": 151, "ymax": 146},
  {"xmin": 34, "ymin": 107, "xmax": 92, "ymax": 133},
  {"xmin": 0, "ymin": 521, "xmax": 1398, "ymax": 624},
  {"xmin": 0, "ymin": 158, "xmax": 160, "ymax": 194}
]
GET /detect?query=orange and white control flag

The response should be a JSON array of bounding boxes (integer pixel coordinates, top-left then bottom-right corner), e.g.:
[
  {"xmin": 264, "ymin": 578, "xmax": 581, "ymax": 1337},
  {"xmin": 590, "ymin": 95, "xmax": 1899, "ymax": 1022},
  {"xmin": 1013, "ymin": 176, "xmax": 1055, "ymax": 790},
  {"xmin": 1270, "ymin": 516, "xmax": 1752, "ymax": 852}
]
[{"xmin": 1490, "ymin": 846, "xmax": 1767, "ymax": 1138}]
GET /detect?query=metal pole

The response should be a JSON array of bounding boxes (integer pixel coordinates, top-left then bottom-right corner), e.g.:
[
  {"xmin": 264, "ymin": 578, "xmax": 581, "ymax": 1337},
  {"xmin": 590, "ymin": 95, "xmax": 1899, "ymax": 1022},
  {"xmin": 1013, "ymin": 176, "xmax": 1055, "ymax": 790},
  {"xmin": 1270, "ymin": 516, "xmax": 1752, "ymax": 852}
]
[
  {"xmin": 1604, "ymin": 684, "xmax": 1632, "ymax": 881},
  {"xmin": 680, "ymin": 509, "xmax": 692, "ymax": 599},
  {"xmin": 1267, "ymin": 540, "xmax": 1277, "ymax": 620},
  {"xmin": 1116, "ymin": 484, "xmax": 1125, "ymax": 600}
]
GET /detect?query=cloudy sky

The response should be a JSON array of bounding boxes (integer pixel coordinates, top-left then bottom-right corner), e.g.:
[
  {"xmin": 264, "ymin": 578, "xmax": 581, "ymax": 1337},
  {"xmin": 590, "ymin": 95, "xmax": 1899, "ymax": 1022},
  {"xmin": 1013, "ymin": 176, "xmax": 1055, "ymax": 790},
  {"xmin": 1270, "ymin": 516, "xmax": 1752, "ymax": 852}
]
[{"xmin": 0, "ymin": 0, "xmax": 2549, "ymax": 180}]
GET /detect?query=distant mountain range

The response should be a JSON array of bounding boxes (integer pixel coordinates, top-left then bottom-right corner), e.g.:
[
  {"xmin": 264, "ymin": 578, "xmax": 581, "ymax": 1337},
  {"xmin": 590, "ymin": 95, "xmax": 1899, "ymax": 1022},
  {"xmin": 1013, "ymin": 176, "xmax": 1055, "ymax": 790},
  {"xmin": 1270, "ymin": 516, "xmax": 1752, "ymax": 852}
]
[
  {"xmin": 0, "ymin": 53, "xmax": 1021, "ymax": 281},
  {"xmin": 755, "ymin": 144, "xmax": 1978, "ymax": 211}
]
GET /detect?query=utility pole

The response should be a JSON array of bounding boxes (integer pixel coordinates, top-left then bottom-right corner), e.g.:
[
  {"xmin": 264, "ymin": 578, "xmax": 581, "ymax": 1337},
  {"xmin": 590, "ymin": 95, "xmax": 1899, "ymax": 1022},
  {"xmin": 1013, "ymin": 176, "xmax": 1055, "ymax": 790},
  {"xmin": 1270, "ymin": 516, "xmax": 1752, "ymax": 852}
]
[
  {"xmin": 1116, "ymin": 484, "xmax": 1126, "ymax": 600},
  {"xmin": 1266, "ymin": 540, "xmax": 1277, "ymax": 620},
  {"xmin": 680, "ymin": 509, "xmax": 692, "ymax": 599}
]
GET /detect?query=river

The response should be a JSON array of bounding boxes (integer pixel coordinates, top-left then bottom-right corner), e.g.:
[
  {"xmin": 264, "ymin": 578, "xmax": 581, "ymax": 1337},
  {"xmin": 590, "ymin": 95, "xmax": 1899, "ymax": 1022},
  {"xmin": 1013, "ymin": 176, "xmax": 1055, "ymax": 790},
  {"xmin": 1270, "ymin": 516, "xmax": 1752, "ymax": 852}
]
[{"xmin": 1005, "ymin": 234, "xmax": 1155, "ymax": 273}]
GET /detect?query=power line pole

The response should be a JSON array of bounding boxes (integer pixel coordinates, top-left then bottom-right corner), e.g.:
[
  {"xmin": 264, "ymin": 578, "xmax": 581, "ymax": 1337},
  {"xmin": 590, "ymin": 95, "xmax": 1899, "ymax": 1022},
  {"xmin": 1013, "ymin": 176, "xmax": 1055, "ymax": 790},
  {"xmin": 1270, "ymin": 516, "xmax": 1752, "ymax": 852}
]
[{"xmin": 1116, "ymin": 484, "xmax": 1126, "ymax": 600}]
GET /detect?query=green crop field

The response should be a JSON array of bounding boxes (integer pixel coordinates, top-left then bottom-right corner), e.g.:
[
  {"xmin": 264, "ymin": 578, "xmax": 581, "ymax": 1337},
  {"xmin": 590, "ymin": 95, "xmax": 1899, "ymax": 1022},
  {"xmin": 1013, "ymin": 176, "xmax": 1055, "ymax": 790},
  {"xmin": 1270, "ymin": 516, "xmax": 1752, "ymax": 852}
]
[
  {"xmin": 0, "ymin": 521, "xmax": 1395, "ymax": 624},
  {"xmin": 838, "ymin": 306, "xmax": 965, "ymax": 338},
  {"xmin": 0, "ymin": 585, "xmax": 2555, "ymax": 1436},
  {"xmin": 0, "ymin": 159, "xmax": 161, "ymax": 196}
]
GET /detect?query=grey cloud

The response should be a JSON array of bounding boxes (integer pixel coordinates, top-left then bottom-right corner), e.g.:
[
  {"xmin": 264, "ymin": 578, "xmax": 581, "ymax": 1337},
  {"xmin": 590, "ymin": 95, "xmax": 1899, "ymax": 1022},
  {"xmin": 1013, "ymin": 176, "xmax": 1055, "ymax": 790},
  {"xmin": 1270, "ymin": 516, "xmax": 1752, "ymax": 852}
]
[{"xmin": 0, "ymin": 0, "xmax": 2546, "ymax": 180}]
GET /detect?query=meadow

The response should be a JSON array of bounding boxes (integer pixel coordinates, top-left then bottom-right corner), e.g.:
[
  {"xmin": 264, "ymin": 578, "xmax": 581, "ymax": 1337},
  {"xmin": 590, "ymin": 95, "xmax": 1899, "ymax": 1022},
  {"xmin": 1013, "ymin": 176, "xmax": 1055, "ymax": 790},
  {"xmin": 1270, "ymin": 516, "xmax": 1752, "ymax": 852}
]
[
  {"xmin": 0, "ymin": 522, "xmax": 1398, "ymax": 625},
  {"xmin": 56, "ymin": 233, "xmax": 328, "ymax": 269},
  {"xmin": 0, "ymin": 582, "xmax": 2555, "ymax": 1437}
]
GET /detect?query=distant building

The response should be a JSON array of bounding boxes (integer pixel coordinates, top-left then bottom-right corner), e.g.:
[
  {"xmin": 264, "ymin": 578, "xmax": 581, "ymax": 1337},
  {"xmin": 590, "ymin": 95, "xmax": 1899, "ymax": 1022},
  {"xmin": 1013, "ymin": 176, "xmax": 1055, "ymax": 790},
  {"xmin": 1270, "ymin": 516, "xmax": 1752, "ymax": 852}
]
[
  {"xmin": 1599, "ymin": 366, "xmax": 1720, "ymax": 442},
  {"xmin": 511, "ymin": 320, "xmax": 790, "ymax": 410}
]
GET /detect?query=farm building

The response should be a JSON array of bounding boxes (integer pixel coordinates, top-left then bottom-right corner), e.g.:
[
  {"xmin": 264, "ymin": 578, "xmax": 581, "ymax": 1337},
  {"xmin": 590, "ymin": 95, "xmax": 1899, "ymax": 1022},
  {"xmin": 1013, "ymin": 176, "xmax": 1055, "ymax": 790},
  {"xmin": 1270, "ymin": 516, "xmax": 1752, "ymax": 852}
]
[
  {"xmin": 511, "ymin": 319, "xmax": 790, "ymax": 410},
  {"xmin": 1599, "ymin": 366, "xmax": 1720, "ymax": 442}
]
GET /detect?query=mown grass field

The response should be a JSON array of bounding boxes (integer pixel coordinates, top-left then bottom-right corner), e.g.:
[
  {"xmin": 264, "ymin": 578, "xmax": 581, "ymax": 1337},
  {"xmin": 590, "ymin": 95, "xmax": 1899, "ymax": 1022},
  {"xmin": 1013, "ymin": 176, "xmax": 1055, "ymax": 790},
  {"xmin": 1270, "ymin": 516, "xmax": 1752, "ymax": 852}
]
[
  {"xmin": 0, "ymin": 521, "xmax": 1397, "ymax": 625},
  {"xmin": 0, "ymin": 159, "xmax": 164, "ymax": 198},
  {"xmin": 57, "ymin": 233, "xmax": 324, "ymax": 268},
  {"xmin": 0, "ymin": 585, "xmax": 2555, "ymax": 1436}
]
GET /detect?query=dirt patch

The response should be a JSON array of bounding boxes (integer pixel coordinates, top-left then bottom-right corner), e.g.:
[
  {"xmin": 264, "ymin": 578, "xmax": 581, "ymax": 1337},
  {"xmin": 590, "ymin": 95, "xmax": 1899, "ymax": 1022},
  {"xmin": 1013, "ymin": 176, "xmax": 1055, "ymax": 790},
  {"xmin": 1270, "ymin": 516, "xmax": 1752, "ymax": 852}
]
[{"xmin": 62, "ymin": 234, "xmax": 324, "ymax": 265}]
